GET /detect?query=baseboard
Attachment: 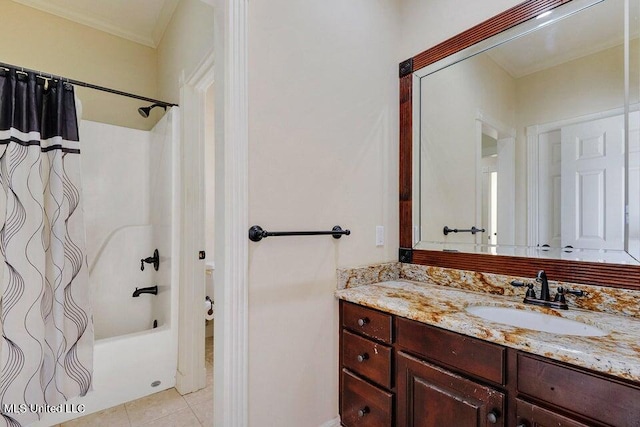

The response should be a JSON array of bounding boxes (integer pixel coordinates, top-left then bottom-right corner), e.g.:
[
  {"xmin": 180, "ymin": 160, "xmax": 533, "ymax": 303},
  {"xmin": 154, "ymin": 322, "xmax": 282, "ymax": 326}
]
[{"xmin": 319, "ymin": 416, "xmax": 341, "ymax": 427}]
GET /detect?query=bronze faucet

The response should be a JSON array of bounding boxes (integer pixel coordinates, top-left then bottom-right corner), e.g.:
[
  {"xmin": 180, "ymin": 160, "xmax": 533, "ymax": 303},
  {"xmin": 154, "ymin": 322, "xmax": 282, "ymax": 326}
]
[
  {"xmin": 140, "ymin": 249, "xmax": 160, "ymax": 271},
  {"xmin": 510, "ymin": 270, "xmax": 584, "ymax": 310},
  {"xmin": 536, "ymin": 270, "xmax": 551, "ymax": 302}
]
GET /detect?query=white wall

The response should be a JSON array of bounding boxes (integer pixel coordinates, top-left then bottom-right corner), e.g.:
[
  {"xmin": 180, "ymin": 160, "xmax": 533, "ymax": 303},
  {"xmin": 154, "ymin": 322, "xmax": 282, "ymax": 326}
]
[
  {"xmin": 399, "ymin": 0, "xmax": 522, "ymax": 60},
  {"xmin": 420, "ymin": 53, "xmax": 516, "ymax": 243},
  {"xmin": 516, "ymin": 44, "xmax": 627, "ymax": 127},
  {"xmin": 205, "ymin": 84, "xmax": 215, "ymax": 337},
  {"xmin": 157, "ymin": 0, "xmax": 216, "ymax": 103},
  {"xmin": 247, "ymin": 0, "xmax": 399, "ymax": 425},
  {"xmin": 204, "ymin": 85, "xmax": 216, "ymax": 269}
]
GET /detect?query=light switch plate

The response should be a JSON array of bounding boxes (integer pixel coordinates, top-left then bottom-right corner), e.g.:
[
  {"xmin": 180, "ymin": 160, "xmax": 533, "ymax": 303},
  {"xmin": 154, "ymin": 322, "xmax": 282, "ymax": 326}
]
[{"xmin": 376, "ymin": 226, "xmax": 384, "ymax": 246}]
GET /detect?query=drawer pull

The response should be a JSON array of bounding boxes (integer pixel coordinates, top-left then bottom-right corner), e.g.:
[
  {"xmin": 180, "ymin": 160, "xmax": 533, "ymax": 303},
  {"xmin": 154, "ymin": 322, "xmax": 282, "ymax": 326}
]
[
  {"xmin": 356, "ymin": 353, "xmax": 369, "ymax": 363},
  {"xmin": 487, "ymin": 410, "xmax": 499, "ymax": 424},
  {"xmin": 357, "ymin": 406, "xmax": 370, "ymax": 418},
  {"xmin": 357, "ymin": 317, "xmax": 369, "ymax": 327}
]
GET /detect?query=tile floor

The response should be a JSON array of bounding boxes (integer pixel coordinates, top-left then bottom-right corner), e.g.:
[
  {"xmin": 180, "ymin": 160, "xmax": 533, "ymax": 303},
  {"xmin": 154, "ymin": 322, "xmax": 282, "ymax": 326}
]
[{"xmin": 58, "ymin": 337, "xmax": 214, "ymax": 427}]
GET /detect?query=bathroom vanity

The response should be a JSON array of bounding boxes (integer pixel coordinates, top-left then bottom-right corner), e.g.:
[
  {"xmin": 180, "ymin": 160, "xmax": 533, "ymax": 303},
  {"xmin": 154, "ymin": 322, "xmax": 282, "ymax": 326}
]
[
  {"xmin": 352, "ymin": 0, "xmax": 640, "ymax": 424},
  {"xmin": 336, "ymin": 277, "xmax": 640, "ymax": 426}
]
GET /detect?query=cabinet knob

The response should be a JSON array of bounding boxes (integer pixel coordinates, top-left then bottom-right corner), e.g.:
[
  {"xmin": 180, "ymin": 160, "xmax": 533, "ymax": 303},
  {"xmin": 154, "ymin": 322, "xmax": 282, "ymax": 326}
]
[
  {"xmin": 357, "ymin": 406, "xmax": 370, "ymax": 417},
  {"xmin": 487, "ymin": 411, "xmax": 499, "ymax": 424},
  {"xmin": 516, "ymin": 424, "xmax": 527, "ymax": 427},
  {"xmin": 356, "ymin": 353, "xmax": 369, "ymax": 363},
  {"xmin": 357, "ymin": 317, "xmax": 369, "ymax": 327}
]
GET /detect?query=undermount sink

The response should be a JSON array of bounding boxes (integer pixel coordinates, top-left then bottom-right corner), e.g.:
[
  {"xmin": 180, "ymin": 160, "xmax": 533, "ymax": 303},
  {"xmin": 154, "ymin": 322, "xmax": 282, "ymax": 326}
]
[{"xmin": 465, "ymin": 305, "xmax": 607, "ymax": 337}]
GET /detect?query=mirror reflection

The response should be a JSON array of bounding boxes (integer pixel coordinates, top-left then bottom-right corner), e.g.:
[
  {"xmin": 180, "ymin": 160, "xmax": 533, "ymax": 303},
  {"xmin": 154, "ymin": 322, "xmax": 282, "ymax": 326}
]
[{"xmin": 416, "ymin": 0, "xmax": 640, "ymax": 264}]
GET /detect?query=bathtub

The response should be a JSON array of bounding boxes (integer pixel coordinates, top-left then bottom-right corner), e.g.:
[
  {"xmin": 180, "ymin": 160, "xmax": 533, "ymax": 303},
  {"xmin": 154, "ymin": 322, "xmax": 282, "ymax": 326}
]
[
  {"xmin": 33, "ymin": 227, "xmax": 179, "ymax": 426},
  {"xmin": 32, "ymin": 325, "xmax": 177, "ymax": 426},
  {"xmin": 32, "ymin": 109, "xmax": 180, "ymax": 426}
]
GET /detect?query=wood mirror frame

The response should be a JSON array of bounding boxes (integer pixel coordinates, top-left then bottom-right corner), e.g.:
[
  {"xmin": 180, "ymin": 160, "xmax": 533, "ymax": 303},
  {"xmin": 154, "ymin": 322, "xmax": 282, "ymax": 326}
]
[{"xmin": 398, "ymin": 0, "xmax": 640, "ymax": 289}]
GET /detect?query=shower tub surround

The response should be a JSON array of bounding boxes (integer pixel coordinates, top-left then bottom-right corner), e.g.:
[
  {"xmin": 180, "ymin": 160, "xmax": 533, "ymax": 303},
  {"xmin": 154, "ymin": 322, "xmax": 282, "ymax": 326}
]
[
  {"xmin": 33, "ymin": 108, "xmax": 180, "ymax": 426},
  {"xmin": 336, "ymin": 262, "xmax": 640, "ymax": 382}
]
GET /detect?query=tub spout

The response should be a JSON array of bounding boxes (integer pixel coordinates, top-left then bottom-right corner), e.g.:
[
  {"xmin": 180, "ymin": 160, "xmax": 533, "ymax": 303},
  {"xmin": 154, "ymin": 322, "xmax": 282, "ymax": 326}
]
[{"xmin": 132, "ymin": 285, "xmax": 158, "ymax": 297}]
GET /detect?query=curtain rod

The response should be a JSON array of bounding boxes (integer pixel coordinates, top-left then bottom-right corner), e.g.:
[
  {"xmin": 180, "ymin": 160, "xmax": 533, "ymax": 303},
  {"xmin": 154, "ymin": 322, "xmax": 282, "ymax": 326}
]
[{"xmin": 0, "ymin": 61, "xmax": 178, "ymax": 108}]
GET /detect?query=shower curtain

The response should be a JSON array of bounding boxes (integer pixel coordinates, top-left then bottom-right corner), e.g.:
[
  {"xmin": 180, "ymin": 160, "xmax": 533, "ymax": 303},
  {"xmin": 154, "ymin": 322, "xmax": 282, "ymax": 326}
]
[{"xmin": 0, "ymin": 69, "xmax": 93, "ymax": 426}]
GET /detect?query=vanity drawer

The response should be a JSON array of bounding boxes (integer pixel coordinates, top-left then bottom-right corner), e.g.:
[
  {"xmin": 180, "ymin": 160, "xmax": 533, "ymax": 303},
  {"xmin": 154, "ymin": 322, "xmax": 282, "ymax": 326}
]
[
  {"xmin": 342, "ymin": 330, "xmax": 392, "ymax": 389},
  {"xmin": 517, "ymin": 353, "xmax": 640, "ymax": 426},
  {"xmin": 342, "ymin": 301, "xmax": 393, "ymax": 344},
  {"xmin": 396, "ymin": 317, "xmax": 505, "ymax": 385},
  {"xmin": 341, "ymin": 369, "xmax": 393, "ymax": 427},
  {"xmin": 516, "ymin": 398, "xmax": 591, "ymax": 427}
]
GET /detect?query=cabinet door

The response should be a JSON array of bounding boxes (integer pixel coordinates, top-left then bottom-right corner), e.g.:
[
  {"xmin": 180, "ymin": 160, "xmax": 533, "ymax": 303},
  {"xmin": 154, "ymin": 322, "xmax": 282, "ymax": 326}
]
[
  {"xmin": 396, "ymin": 351, "xmax": 505, "ymax": 427},
  {"xmin": 515, "ymin": 399, "xmax": 592, "ymax": 427}
]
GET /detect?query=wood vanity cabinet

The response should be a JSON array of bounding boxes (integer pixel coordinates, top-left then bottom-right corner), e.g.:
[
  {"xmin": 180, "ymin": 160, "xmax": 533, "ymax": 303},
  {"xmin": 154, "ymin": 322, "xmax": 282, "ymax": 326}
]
[
  {"xmin": 396, "ymin": 351, "xmax": 505, "ymax": 426},
  {"xmin": 340, "ymin": 301, "xmax": 394, "ymax": 426},
  {"xmin": 339, "ymin": 300, "xmax": 505, "ymax": 427},
  {"xmin": 395, "ymin": 316, "xmax": 505, "ymax": 427},
  {"xmin": 339, "ymin": 300, "xmax": 640, "ymax": 427},
  {"xmin": 515, "ymin": 399, "xmax": 591, "ymax": 427},
  {"xmin": 515, "ymin": 353, "xmax": 640, "ymax": 427}
]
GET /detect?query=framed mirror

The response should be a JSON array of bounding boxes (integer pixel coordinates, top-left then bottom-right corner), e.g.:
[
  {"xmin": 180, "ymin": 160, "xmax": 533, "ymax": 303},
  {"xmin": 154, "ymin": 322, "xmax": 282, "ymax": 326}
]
[{"xmin": 399, "ymin": 0, "xmax": 640, "ymax": 287}]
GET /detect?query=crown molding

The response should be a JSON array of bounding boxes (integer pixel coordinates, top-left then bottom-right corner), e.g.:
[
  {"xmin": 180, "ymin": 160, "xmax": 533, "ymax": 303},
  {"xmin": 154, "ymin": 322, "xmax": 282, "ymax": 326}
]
[
  {"xmin": 12, "ymin": 0, "xmax": 179, "ymax": 48},
  {"xmin": 152, "ymin": 0, "xmax": 180, "ymax": 47}
]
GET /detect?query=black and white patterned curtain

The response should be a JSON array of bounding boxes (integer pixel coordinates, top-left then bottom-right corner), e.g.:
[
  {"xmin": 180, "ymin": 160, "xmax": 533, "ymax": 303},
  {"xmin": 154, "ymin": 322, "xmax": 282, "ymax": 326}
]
[{"xmin": 0, "ymin": 69, "xmax": 93, "ymax": 426}]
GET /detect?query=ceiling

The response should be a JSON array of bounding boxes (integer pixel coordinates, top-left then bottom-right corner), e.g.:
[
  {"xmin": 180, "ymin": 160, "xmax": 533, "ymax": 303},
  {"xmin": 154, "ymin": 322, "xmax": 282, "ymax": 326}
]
[
  {"xmin": 11, "ymin": 0, "xmax": 180, "ymax": 48},
  {"xmin": 487, "ymin": 0, "xmax": 635, "ymax": 78}
]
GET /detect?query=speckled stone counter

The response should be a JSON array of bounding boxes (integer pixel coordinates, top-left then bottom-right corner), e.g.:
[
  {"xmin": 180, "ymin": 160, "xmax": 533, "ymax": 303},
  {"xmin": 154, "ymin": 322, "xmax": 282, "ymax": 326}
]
[
  {"xmin": 338, "ymin": 262, "xmax": 640, "ymax": 318},
  {"xmin": 336, "ymin": 263, "xmax": 640, "ymax": 382}
]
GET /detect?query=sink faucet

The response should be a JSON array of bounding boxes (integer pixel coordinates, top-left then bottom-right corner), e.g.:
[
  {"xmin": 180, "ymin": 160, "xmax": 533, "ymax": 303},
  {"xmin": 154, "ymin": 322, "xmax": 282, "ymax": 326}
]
[
  {"xmin": 510, "ymin": 270, "xmax": 583, "ymax": 310},
  {"xmin": 536, "ymin": 270, "xmax": 550, "ymax": 302}
]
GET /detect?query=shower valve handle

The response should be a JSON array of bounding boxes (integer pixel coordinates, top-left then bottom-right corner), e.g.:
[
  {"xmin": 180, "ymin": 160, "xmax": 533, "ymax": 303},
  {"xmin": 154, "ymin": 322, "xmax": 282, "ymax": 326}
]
[
  {"xmin": 140, "ymin": 249, "xmax": 160, "ymax": 271},
  {"xmin": 140, "ymin": 257, "xmax": 155, "ymax": 271}
]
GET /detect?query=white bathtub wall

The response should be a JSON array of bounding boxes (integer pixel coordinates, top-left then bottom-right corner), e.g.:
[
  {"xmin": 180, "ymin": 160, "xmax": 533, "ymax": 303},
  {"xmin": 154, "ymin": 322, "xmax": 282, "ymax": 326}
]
[
  {"xmin": 80, "ymin": 120, "xmax": 151, "ymax": 266},
  {"xmin": 91, "ymin": 225, "xmax": 156, "ymax": 339},
  {"xmin": 150, "ymin": 107, "xmax": 181, "ymax": 329},
  {"xmin": 81, "ymin": 113, "xmax": 179, "ymax": 336},
  {"xmin": 80, "ymin": 120, "xmax": 156, "ymax": 339}
]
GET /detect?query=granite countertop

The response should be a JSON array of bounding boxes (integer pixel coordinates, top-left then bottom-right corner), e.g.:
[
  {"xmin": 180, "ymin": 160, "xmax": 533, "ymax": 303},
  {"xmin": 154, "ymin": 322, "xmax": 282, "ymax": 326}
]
[{"xmin": 336, "ymin": 280, "xmax": 640, "ymax": 382}]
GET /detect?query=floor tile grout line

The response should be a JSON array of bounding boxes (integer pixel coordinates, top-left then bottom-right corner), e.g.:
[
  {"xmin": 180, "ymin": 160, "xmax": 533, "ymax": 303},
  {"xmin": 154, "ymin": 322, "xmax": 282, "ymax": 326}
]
[{"xmin": 123, "ymin": 402, "xmax": 133, "ymax": 427}]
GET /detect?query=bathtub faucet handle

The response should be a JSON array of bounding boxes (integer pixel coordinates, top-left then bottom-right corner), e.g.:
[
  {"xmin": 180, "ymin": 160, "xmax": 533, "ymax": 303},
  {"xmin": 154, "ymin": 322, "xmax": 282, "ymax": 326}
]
[{"xmin": 140, "ymin": 249, "xmax": 160, "ymax": 272}]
